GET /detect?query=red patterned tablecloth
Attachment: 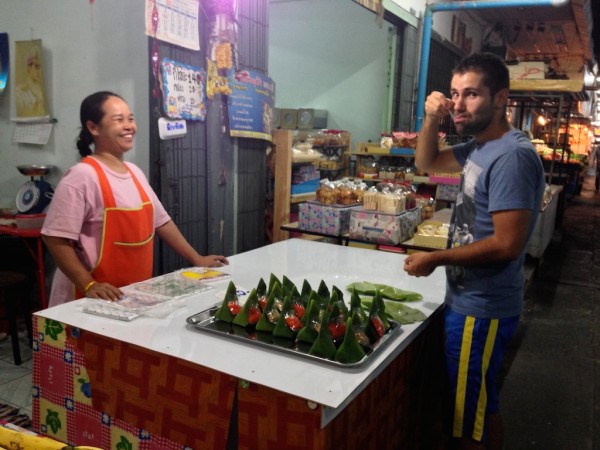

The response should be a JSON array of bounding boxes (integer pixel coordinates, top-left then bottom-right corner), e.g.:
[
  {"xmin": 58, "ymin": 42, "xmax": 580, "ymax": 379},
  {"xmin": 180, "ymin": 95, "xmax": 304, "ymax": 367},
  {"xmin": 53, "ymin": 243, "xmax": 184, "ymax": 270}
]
[{"xmin": 32, "ymin": 315, "xmax": 235, "ymax": 449}]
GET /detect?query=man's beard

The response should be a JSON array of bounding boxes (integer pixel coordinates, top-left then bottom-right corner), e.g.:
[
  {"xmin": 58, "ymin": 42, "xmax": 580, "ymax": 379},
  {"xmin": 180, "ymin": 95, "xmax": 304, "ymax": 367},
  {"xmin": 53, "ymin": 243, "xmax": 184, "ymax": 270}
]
[{"xmin": 454, "ymin": 103, "xmax": 495, "ymax": 136}]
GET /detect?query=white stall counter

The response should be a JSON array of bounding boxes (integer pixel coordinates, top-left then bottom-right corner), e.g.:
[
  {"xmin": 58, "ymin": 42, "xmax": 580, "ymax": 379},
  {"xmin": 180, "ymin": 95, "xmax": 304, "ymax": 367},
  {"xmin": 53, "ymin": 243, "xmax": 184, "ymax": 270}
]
[{"xmin": 36, "ymin": 239, "xmax": 446, "ymax": 418}]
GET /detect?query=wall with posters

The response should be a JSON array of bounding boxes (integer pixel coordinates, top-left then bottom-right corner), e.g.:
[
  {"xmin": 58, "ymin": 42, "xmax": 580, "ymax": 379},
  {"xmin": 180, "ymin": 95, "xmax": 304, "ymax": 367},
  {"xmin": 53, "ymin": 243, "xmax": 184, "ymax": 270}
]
[{"xmin": 0, "ymin": 0, "xmax": 148, "ymax": 208}]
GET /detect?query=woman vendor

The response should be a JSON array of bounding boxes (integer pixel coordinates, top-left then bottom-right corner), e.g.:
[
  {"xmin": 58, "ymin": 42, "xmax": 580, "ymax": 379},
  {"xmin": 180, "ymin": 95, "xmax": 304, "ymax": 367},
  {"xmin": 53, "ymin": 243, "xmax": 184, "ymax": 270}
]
[{"xmin": 42, "ymin": 91, "xmax": 228, "ymax": 306}]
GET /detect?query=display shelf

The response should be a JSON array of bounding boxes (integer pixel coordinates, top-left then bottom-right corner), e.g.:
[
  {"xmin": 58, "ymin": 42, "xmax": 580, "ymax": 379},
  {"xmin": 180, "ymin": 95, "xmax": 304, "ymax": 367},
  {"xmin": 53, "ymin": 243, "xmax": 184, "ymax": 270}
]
[
  {"xmin": 428, "ymin": 174, "xmax": 461, "ymax": 185},
  {"xmin": 354, "ymin": 142, "xmax": 416, "ymax": 157},
  {"xmin": 271, "ymin": 129, "xmax": 351, "ymax": 243},
  {"xmin": 290, "ymin": 192, "xmax": 316, "ymax": 203}
]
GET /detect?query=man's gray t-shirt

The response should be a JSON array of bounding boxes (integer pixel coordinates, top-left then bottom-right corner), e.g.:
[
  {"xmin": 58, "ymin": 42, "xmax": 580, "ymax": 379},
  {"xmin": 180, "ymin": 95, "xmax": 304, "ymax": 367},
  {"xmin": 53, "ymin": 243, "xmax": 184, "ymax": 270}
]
[{"xmin": 445, "ymin": 129, "xmax": 545, "ymax": 318}]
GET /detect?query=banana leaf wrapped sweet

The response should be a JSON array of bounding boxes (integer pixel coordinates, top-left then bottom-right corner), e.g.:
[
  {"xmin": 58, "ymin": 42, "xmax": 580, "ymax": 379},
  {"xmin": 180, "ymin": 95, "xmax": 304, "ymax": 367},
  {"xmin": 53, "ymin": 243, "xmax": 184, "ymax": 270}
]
[
  {"xmin": 292, "ymin": 293, "xmax": 306, "ymax": 320},
  {"xmin": 350, "ymin": 309, "xmax": 371, "ymax": 350},
  {"xmin": 281, "ymin": 275, "xmax": 296, "ymax": 298},
  {"xmin": 256, "ymin": 282, "xmax": 283, "ymax": 332},
  {"xmin": 349, "ymin": 287, "xmax": 368, "ymax": 325},
  {"xmin": 334, "ymin": 315, "xmax": 367, "ymax": 364},
  {"xmin": 296, "ymin": 298, "xmax": 321, "ymax": 344},
  {"xmin": 232, "ymin": 288, "xmax": 262, "ymax": 328},
  {"xmin": 301, "ymin": 291, "xmax": 323, "ymax": 327},
  {"xmin": 300, "ymin": 279, "xmax": 312, "ymax": 306},
  {"xmin": 214, "ymin": 281, "xmax": 241, "ymax": 323},
  {"xmin": 317, "ymin": 280, "xmax": 330, "ymax": 307},
  {"xmin": 267, "ymin": 273, "xmax": 281, "ymax": 295},
  {"xmin": 373, "ymin": 291, "xmax": 391, "ymax": 330},
  {"xmin": 328, "ymin": 287, "xmax": 349, "ymax": 316},
  {"xmin": 332, "ymin": 285, "xmax": 345, "ymax": 303},
  {"xmin": 256, "ymin": 277, "xmax": 267, "ymax": 310},
  {"xmin": 308, "ymin": 309, "xmax": 337, "ymax": 360},
  {"xmin": 365, "ymin": 291, "xmax": 391, "ymax": 342},
  {"xmin": 327, "ymin": 300, "xmax": 347, "ymax": 341},
  {"xmin": 273, "ymin": 294, "xmax": 303, "ymax": 339}
]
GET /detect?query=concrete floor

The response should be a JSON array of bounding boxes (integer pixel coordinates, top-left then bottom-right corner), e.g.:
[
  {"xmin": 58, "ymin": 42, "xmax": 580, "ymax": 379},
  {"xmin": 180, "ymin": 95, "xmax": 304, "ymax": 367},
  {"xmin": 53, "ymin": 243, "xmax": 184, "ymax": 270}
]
[{"xmin": 500, "ymin": 169, "xmax": 600, "ymax": 449}]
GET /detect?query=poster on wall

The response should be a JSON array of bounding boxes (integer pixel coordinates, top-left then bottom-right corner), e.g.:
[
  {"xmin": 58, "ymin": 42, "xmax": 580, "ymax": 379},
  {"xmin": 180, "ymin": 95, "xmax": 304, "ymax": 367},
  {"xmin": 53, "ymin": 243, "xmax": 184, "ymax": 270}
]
[
  {"xmin": 161, "ymin": 58, "xmax": 206, "ymax": 121},
  {"xmin": 0, "ymin": 33, "xmax": 8, "ymax": 94},
  {"xmin": 145, "ymin": 0, "xmax": 200, "ymax": 51},
  {"xmin": 227, "ymin": 69, "xmax": 275, "ymax": 142},
  {"xmin": 14, "ymin": 39, "xmax": 49, "ymax": 120}
]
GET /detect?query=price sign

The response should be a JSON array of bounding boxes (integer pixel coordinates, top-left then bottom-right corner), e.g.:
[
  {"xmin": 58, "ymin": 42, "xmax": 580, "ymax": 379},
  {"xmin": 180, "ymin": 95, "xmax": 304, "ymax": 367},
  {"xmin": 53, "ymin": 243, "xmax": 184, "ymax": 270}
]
[{"xmin": 161, "ymin": 58, "xmax": 206, "ymax": 121}]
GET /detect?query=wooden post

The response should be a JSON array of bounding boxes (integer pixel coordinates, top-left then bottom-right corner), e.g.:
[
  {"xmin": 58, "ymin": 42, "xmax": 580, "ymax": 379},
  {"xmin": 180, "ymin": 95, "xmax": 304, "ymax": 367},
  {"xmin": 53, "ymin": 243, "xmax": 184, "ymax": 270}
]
[{"xmin": 272, "ymin": 129, "xmax": 292, "ymax": 242}]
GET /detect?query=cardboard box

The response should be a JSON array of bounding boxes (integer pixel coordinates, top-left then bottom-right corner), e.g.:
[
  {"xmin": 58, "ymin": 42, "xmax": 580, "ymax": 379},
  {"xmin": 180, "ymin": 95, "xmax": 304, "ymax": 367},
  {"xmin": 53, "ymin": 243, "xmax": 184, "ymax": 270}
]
[
  {"xmin": 349, "ymin": 207, "xmax": 421, "ymax": 245},
  {"xmin": 436, "ymin": 183, "xmax": 460, "ymax": 202},
  {"xmin": 298, "ymin": 202, "xmax": 356, "ymax": 235},
  {"xmin": 413, "ymin": 220, "xmax": 449, "ymax": 249},
  {"xmin": 356, "ymin": 142, "xmax": 390, "ymax": 155}
]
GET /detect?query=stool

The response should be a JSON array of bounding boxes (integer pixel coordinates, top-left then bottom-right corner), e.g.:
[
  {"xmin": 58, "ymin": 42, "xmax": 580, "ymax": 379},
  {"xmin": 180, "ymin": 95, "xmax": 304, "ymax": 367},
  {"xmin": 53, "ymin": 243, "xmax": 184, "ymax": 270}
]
[{"xmin": 0, "ymin": 271, "xmax": 33, "ymax": 365}]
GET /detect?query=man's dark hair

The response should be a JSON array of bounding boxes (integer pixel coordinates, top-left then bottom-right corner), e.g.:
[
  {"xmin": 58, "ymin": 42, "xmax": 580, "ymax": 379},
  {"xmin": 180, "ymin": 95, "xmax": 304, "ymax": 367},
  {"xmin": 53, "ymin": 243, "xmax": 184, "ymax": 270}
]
[{"xmin": 452, "ymin": 52, "xmax": 509, "ymax": 97}]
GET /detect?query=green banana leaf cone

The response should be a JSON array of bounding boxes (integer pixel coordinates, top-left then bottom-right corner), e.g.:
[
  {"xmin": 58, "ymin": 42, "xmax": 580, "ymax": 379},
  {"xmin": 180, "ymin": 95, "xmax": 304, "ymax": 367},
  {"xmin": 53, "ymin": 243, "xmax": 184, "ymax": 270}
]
[
  {"xmin": 256, "ymin": 282, "xmax": 283, "ymax": 332},
  {"xmin": 309, "ymin": 310, "xmax": 337, "ymax": 360},
  {"xmin": 256, "ymin": 277, "xmax": 267, "ymax": 310},
  {"xmin": 296, "ymin": 298, "xmax": 320, "ymax": 344},
  {"xmin": 232, "ymin": 289, "xmax": 262, "ymax": 328},
  {"xmin": 317, "ymin": 280, "xmax": 330, "ymax": 307},
  {"xmin": 349, "ymin": 287, "xmax": 368, "ymax": 325},
  {"xmin": 267, "ymin": 273, "xmax": 281, "ymax": 295},
  {"xmin": 300, "ymin": 279, "xmax": 312, "ymax": 306},
  {"xmin": 334, "ymin": 316, "xmax": 367, "ymax": 364},
  {"xmin": 214, "ymin": 281, "xmax": 240, "ymax": 323},
  {"xmin": 273, "ymin": 295, "xmax": 303, "ymax": 339}
]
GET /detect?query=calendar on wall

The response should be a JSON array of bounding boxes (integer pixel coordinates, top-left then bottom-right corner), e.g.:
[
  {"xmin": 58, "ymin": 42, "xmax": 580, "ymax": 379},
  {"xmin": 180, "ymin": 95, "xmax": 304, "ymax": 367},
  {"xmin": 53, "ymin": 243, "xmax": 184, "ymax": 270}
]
[
  {"xmin": 12, "ymin": 122, "xmax": 53, "ymax": 145},
  {"xmin": 144, "ymin": 0, "xmax": 200, "ymax": 51}
]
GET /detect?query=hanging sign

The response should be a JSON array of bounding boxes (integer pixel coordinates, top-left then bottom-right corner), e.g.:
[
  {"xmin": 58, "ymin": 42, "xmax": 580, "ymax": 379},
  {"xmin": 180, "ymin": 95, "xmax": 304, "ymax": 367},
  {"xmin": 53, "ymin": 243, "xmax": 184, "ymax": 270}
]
[
  {"xmin": 227, "ymin": 69, "xmax": 275, "ymax": 142},
  {"xmin": 161, "ymin": 58, "xmax": 206, "ymax": 121},
  {"xmin": 145, "ymin": 0, "xmax": 200, "ymax": 51}
]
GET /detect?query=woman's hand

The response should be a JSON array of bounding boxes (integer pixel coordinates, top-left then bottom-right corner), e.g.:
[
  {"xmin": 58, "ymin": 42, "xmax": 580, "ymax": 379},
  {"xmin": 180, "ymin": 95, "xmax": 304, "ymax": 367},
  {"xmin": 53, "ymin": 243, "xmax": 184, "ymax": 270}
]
[
  {"xmin": 198, "ymin": 255, "xmax": 229, "ymax": 267},
  {"xmin": 84, "ymin": 281, "xmax": 123, "ymax": 301}
]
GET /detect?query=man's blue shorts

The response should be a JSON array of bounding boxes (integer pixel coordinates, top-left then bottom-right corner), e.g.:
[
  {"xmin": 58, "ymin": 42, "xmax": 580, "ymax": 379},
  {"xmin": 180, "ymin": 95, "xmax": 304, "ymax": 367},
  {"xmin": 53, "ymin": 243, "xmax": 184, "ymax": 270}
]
[{"xmin": 444, "ymin": 307, "xmax": 519, "ymax": 442}]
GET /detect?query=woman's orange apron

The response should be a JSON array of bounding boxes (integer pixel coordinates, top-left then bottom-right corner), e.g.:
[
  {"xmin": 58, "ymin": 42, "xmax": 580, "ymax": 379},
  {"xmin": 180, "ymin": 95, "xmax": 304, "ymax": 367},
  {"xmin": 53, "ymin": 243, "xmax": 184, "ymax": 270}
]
[{"xmin": 74, "ymin": 156, "xmax": 154, "ymax": 298}]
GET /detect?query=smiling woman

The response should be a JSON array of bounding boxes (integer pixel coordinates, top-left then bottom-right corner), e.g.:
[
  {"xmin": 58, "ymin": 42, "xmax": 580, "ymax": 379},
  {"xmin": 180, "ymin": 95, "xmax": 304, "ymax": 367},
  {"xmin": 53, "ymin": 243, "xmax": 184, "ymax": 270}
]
[{"xmin": 40, "ymin": 91, "xmax": 229, "ymax": 308}]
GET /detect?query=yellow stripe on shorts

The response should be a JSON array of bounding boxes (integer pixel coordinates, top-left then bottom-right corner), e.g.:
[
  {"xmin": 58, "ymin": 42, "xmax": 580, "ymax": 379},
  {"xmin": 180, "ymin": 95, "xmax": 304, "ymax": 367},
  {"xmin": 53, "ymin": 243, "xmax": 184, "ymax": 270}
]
[
  {"xmin": 473, "ymin": 318, "xmax": 498, "ymax": 440},
  {"xmin": 453, "ymin": 316, "xmax": 475, "ymax": 437}
]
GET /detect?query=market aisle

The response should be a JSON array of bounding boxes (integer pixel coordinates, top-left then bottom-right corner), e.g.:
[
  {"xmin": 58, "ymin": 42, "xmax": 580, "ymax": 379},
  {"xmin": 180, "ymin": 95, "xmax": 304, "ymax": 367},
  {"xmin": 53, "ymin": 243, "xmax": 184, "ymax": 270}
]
[
  {"xmin": 500, "ymin": 168, "xmax": 600, "ymax": 449},
  {"xmin": 1, "ymin": 173, "xmax": 600, "ymax": 446}
]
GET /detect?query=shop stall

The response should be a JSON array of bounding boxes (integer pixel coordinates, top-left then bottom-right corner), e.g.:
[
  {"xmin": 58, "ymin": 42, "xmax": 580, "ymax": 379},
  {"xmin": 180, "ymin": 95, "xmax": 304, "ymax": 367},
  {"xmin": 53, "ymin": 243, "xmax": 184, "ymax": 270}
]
[
  {"xmin": 509, "ymin": 78, "xmax": 589, "ymax": 200},
  {"xmin": 33, "ymin": 239, "xmax": 447, "ymax": 449}
]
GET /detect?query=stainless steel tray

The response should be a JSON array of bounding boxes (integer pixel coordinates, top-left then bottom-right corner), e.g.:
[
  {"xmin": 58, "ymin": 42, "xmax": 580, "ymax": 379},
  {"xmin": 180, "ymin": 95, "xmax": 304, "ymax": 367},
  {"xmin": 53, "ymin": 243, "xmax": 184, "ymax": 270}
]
[{"xmin": 186, "ymin": 306, "xmax": 402, "ymax": 368}]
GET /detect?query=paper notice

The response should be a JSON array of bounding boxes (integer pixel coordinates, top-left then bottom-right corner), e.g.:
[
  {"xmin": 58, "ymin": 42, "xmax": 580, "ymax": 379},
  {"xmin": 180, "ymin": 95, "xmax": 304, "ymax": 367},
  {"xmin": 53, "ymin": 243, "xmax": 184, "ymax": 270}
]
[{"xmin": 13, "ymin": 122, "xmax": 53, "ymax": 145}]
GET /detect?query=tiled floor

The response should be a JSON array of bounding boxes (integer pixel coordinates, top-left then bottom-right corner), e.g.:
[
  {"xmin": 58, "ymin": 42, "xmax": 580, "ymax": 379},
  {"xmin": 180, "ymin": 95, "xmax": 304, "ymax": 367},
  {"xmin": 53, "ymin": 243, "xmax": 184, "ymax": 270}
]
[{"xmin": 0, "ymin": 331, "xmax": 33, "ymax": 419}]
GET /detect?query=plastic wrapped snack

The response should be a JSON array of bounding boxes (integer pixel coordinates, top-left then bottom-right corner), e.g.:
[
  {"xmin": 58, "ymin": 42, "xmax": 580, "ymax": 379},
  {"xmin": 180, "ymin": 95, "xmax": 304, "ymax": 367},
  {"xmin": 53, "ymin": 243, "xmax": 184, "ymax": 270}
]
[{"xmin": 363, "ymin": 187, "xmax": 378, "ymax": 210}]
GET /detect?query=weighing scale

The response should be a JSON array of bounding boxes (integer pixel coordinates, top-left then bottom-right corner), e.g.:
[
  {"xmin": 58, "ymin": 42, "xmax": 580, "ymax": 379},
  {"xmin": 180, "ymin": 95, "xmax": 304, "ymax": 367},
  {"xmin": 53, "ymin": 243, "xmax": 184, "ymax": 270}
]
[{"xmin": 15, "ymin": 164, "xmax": 55, "ymax": 214}]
